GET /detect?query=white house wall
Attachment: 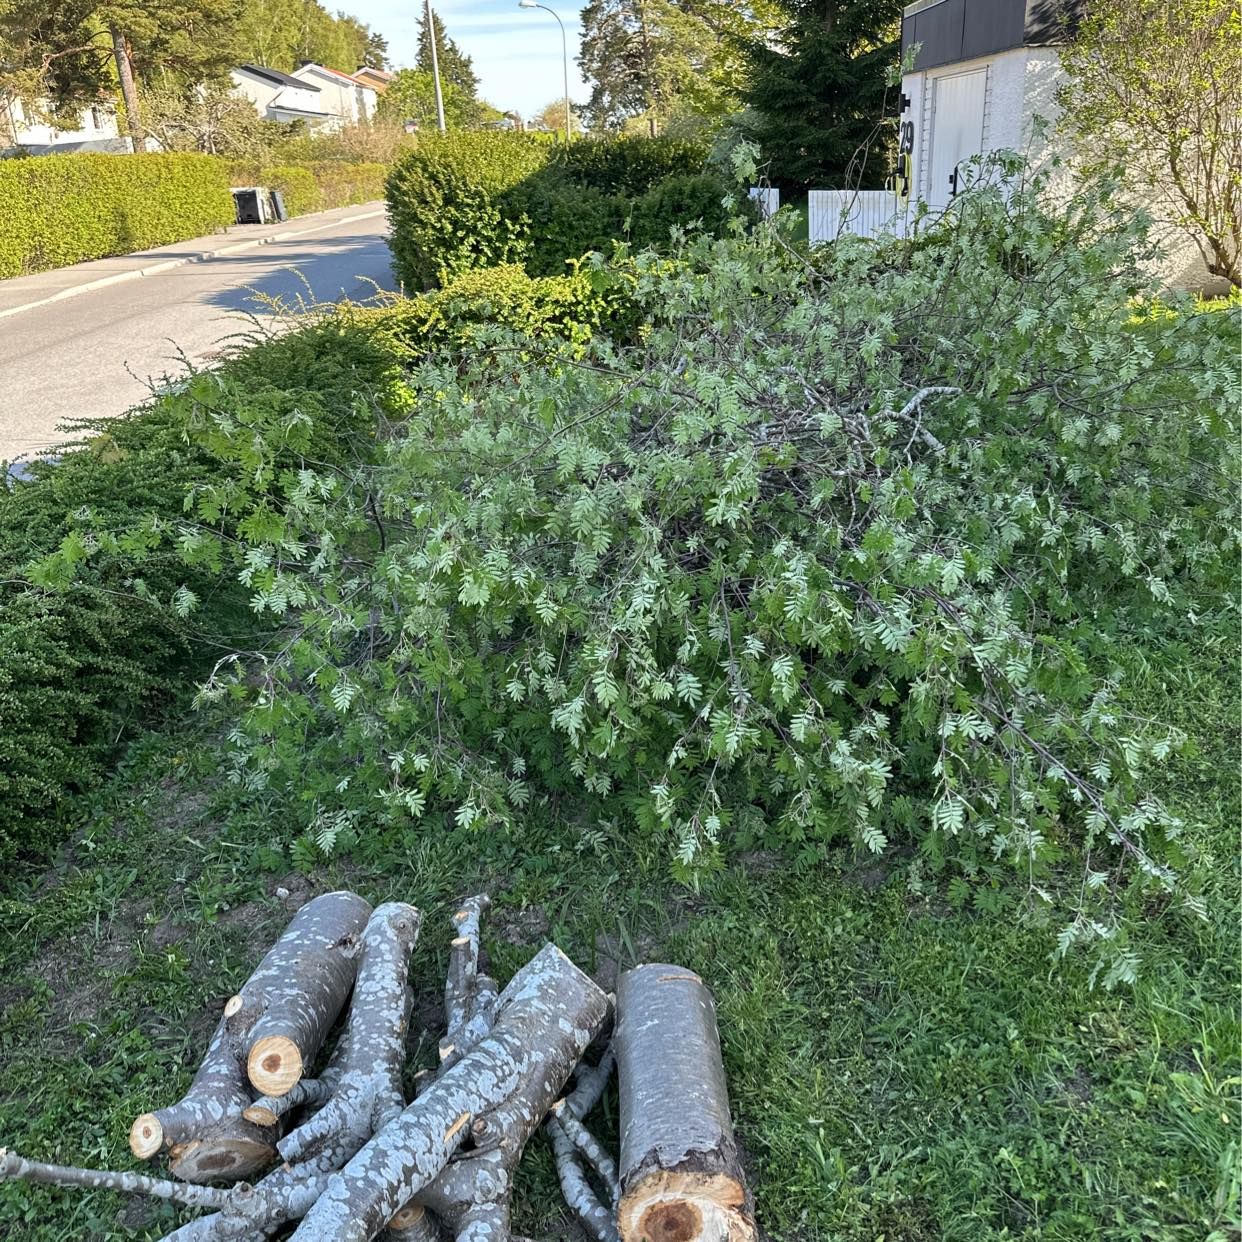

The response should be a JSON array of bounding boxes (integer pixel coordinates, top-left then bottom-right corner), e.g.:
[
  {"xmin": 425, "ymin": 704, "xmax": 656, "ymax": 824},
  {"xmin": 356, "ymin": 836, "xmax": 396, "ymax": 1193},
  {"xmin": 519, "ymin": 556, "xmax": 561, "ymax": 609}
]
[
  {"xmin": 3, "ymin": 96, "xmax": 120, "ymax": 148},
  {"xmin": 901, "ymin": 46, "xmax": 1222, "ymax": 292}
]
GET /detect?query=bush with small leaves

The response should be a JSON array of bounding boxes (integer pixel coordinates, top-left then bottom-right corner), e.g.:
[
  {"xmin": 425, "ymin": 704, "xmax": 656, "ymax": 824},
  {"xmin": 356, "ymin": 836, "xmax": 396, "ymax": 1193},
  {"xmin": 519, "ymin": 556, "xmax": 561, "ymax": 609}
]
[{"xmin": 178, "ymin": 162, "xmax": 1238, "ymax": 972}]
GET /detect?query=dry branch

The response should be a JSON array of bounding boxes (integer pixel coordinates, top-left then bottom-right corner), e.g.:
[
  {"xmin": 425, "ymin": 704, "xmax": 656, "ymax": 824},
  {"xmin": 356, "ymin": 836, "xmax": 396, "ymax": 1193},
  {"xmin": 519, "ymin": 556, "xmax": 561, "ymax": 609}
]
[
  {"xmin": 615, "ymin": 965, "xmax": 754, "ymax": 1242},
  {"xmin": 130, "ymin": 890, "xmax": 371, "ymax": 1183}
]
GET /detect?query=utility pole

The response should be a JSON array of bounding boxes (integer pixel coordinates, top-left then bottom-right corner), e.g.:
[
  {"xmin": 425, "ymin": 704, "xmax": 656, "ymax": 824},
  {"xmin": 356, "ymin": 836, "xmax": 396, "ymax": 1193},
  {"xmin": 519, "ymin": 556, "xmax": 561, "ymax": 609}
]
[{"xmin": 425, "ymin": 0, "xmax": 447, "ymax": 134}]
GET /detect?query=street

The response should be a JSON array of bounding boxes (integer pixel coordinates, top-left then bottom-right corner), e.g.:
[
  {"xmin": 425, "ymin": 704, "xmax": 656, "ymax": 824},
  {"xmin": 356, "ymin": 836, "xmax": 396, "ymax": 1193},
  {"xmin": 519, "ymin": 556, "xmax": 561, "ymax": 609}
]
[{"xmin": 0, "ymin": 208, "xmax": 395, "ymax": 462}]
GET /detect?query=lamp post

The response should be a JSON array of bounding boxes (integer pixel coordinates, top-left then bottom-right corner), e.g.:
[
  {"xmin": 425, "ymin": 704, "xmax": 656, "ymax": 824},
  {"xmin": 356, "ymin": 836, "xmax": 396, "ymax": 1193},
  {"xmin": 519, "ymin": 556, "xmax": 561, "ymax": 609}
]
[
  {"xmin": 426, "ymin": 0, "xmax": 447, "ymax": 134},
  {"xmin": 518, "ymin": 0, "xmax": 571, "ymax": 141}
]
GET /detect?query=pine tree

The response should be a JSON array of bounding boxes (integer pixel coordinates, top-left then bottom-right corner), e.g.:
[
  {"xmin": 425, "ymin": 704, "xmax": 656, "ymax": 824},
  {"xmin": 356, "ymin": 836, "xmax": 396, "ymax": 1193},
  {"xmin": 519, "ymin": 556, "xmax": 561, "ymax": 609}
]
[
  {"xmin": 416, "ymin": 8, "xmax": 478, "ymax": 99},
  {"xmin": 578, "ymin": 0, "xmax": 659, "ymax": 131},
  {"xmin": 743, "ymin": 0, "xmax": 903, "ymax": 188}
]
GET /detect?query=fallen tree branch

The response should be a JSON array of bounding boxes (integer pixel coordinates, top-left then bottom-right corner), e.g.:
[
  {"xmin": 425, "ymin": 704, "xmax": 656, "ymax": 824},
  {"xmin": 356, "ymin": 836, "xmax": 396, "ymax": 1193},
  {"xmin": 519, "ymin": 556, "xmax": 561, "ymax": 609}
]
[
  {"xmin": 0, "ymin": 1148, "xmax": 234, "ymax": 1211},
  {"xmin": 130, "ymin": 890, "xmax": 371, "ymax": 1183}
]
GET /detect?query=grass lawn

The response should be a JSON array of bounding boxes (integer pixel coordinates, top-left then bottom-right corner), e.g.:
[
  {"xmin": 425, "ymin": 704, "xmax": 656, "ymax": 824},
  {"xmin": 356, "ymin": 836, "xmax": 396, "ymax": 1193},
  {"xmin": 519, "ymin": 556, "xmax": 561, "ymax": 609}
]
[{"xmin": 0, "ymin": 609, "xmax": 1235, "ymax": 1240}]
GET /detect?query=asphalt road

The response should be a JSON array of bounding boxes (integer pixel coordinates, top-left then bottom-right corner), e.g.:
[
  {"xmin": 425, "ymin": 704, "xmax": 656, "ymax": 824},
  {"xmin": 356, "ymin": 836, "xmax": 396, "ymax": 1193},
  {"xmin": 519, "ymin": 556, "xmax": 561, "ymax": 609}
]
[{"xmin": 0, "ymin": 212, "xmax": 395, "ymax": 462}]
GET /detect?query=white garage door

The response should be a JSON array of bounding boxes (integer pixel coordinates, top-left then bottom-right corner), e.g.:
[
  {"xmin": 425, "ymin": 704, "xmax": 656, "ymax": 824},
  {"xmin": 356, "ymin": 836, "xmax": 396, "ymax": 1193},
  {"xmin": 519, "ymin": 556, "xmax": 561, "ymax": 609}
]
[{"xmin": 927, "ymin": 69, "xmax": 987, "ymax": 208}]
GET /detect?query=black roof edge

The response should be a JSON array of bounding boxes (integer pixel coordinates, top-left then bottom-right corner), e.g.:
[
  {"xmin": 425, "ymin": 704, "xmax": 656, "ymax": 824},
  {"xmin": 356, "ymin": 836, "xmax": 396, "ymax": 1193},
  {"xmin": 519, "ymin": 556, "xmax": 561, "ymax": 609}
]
[{"xmin": 237, "ymin": 64, "xmax": 320, "ymax": 92}]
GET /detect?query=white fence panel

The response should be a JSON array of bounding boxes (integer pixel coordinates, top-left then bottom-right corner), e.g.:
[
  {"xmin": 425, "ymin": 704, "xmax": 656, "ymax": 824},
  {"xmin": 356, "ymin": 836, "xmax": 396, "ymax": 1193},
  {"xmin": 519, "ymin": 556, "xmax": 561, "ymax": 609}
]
[
  {"xmin": 807, "ymin": 190, "xmax": 907, "ymax": 242},
  {"xmin": 748, "ymin": 186, "xmax": 780, "ymax": 219}
]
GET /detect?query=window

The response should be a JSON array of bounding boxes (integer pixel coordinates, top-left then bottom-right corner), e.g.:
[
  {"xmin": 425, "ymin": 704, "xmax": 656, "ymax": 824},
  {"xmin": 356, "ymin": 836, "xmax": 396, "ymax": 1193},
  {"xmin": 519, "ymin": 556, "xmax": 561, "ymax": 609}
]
[{"xmin": 90, "ymin": 106, "xmax": 103, "ymax": 130}]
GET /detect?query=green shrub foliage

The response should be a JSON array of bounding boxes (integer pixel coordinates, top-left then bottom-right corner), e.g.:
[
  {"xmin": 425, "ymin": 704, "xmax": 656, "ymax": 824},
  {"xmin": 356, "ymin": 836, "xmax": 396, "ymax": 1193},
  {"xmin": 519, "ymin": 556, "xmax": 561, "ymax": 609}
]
[
  {"xmin": 385, "ymin": 133, "xmax": 729, "ymax": 289},
  {"xmin": 185, "ymin": 167, "xmax": 1239, "ymax": 966},
  {"xmin": 4, "ymin": 316, "xmax": 413, "ymax": 860},
  {"xmin": 0, "ymin": 153, "xmax": 235, "ymax": 278}
]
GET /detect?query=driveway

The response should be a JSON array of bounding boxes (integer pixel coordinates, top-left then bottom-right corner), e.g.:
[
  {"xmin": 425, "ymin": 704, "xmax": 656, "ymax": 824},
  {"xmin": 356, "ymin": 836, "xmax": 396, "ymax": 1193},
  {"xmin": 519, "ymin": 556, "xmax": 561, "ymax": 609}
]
[{"xmin": 0, "ymin": 205, "xmax": 396, "ymax": 462}]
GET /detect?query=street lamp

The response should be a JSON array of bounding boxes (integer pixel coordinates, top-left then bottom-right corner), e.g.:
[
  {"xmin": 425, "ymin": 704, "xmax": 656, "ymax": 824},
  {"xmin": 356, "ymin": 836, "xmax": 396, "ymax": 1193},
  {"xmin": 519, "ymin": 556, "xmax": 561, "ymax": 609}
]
[{"xmin": 518, "ymin": 0, "xmax": 571, "ymax": 142}]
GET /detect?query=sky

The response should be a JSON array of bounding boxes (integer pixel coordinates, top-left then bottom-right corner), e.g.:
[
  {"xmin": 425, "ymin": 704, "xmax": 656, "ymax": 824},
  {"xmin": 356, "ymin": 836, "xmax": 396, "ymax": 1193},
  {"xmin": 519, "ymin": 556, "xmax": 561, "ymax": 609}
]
[{"xmin": 348, "ymin": 1, "xmax": 590, "ymax": 119}]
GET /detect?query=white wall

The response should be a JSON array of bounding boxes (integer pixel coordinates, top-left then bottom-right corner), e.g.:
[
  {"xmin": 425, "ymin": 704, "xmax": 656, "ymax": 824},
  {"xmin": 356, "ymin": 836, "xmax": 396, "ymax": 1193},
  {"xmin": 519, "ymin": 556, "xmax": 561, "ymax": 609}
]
[
  {"xmin": 230, "ymin": 70, "xmax": 326, "ymax": 124},
  {"xmin": 291, "ymin": 67, "xmax": 376, "ymax": 129},
  {"xmin": 3, "ymin": 97, "xmax": 119, "ymax": 147},
  {"xmin": 900, "ymin": 46, "xmax": 1224, "ymax": 293}
]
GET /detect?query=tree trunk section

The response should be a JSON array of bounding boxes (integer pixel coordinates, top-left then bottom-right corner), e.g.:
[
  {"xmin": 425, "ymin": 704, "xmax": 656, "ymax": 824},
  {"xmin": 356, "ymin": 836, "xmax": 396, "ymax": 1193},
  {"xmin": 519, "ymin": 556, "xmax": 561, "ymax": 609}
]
[
  {"xmin": 615, "ymin": 966, "xmax": 754, "ymax": 1242},
  {"xmin": 109, "ymin": 25, "xmax": 145, "ymax": 152}
]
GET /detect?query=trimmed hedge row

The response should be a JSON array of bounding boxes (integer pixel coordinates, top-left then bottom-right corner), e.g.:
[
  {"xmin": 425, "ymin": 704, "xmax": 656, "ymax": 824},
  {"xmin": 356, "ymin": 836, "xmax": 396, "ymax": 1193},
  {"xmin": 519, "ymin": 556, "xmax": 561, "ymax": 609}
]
[
  {"xmin": 386, "ymin": 134, "xmax": 733, "ymax": 290},
  {"xmin": 0, "ymin": 153, "xmax": 234, "ymax": 279},
  {"xmin": 226, "ymin": 160, "xmax": 388, "ymax": 218}
]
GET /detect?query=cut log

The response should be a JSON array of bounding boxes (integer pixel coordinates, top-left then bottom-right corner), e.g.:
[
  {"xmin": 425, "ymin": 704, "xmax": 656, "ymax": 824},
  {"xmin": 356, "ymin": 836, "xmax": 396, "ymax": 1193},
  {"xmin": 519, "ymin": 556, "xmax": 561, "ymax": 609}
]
[
  {"xmin": 157, "ymin": 902, "xmax": 423, "ymax": 1241},
  {"xmin": 439, "ymin": 895, "xmax": 499, "ymax": 1072},
  {"xmin": 291, "ymin": 941, "xmax": 610, "ymax": 1242},
  {"xmin": 615, "ymin": 965, "xmax": 754, "ymax": 1242},
  {"xmin": 130, "ymin": 890, "xmax": 372, "ymax": 1183}
]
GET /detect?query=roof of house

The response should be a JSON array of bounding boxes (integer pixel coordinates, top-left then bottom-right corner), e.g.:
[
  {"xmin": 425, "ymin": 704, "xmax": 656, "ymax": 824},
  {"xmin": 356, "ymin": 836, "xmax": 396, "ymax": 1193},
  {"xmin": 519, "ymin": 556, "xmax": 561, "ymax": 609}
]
[
  {"xmin": 297, "ymin": 63, "xmax": 373, "ymax": 89},
  {"xmin": 237, "ymin": 64, "xmax": 320, "ymax": 91},
  {"xmin": 353, "ymin": 67, "xmax": 394, "ymax": 81},
  {"xmin": 901, "ymin": 0, "xmax": 1083, "ymax": 70}
]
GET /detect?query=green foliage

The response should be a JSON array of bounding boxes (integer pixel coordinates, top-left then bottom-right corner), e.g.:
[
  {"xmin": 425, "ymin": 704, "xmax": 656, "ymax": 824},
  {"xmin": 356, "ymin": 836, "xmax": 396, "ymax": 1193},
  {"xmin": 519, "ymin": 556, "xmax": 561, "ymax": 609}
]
[
  {"xmin": 192, "ymin": 167, "xmax": 1239, "ymax": 959},
  {"xmin": 359, "ymin": 263, "xmax": 631, "ymax": 358},
  {"xmin": 0, "ymin": 153, "xmax": 234, "ymax": 279},
  {"xmin": 1057, "ymin": 0, "xmax": 1242, "ymax": 287},
  {"xmin": 0, "ymin": 411, "xmax": 237, "ymax": 860},
  {"xmin": 225, "ymin": 159, "xmax": 387, "ymax": 217},
  {"xmin": 384, "ymin": 132, "xmax": 726, "ymax": 288},
  {"xmin": 742, "ymin": 0, "xmax": 904, "ymax": 188},
  {"xmin": 2, "ymin": 315, "xmax": 412, "ymax": 861}
]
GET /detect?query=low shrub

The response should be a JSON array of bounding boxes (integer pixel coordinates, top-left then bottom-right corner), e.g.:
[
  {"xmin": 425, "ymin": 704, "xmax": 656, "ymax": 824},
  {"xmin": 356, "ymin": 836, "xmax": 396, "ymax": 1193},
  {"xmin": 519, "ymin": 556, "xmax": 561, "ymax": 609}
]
[
  {"xmin": 194, "ymin": 169, "xmax": 1238, "ymax": 971},
  {"xmin": 2, "ymin": 316, "xmax": 412, "ymax": 861},
  {"xmin": 225, "ymin": 160, "xmax": 388, "ymax": 217},
  {"xmin": 385, "ymin": 133, "xmax": 727, "ymax": 289},
  {"xmin": 0, "ymin": 153, "xmax": 233, "ymax": 278}
]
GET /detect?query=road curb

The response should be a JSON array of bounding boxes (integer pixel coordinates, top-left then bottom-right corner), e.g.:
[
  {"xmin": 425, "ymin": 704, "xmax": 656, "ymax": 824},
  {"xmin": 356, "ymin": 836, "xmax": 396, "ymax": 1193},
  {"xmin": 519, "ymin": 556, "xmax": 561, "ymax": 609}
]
[{"xmin": 0, "ymin": 208, "xmax": 387, "ymax": 322}]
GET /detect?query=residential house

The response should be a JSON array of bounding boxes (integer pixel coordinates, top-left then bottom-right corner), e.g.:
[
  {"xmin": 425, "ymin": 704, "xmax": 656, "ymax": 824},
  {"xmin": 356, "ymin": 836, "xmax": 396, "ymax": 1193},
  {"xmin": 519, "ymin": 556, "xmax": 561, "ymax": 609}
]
[
  {"xmin": 352, "ymin": 67, "xmax": 394, "ymax": 95},
  {"xmin": 230, "ymin": 64, "xmax": 333, "ymax": 128},
  {"xmin": 1, "ymin": 96, "xmax": 127, "ymax": 154},
  {"xmin": 897, "ymin": 0, "xmax": 1217, "ymax": 289},
  {"xmin": 290, "ymin": 64, "xmax": 377, "ymax": 129}
]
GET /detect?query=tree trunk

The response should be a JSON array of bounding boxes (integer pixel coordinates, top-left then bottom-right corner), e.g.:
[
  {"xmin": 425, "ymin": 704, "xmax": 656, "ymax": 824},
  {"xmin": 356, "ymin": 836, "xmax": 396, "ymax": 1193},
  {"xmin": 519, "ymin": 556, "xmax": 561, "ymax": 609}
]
[
  {"xmin": 130, "ymin": 891, "xmax": 371, "ymax": 1183},
  {"xmin": 109, "ymin": 25, "xmax": 145, "ymax": 153},
  {"xmin": 615, "ymin": 965, "xmax": 754, "ymax": 1242}
]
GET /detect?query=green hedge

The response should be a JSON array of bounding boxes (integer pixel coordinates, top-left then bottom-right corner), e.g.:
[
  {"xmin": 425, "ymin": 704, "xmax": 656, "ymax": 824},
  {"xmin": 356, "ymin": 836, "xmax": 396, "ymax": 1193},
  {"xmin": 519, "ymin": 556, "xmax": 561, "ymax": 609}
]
[
  {"xmin": 0, "ymin": 313, "xmax": 413, "ymax": 862},
  {"xmin": 226, "ymin": 160, "xmax": 388, "ymax": 217},
  {"xmin": 0, "ymin": 153, "xmax": 234, "ymax": 279},
  {"xmin": 386, "ymin": 134, "xmax": 731, "ymax": 290}
]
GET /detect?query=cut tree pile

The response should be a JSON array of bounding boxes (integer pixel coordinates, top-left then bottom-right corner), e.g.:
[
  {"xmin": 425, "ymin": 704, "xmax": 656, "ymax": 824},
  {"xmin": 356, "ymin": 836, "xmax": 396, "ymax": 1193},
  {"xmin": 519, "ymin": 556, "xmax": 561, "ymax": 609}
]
[{"xmin": 0, "ymin": 890, "xmax": 755, "ymax": 1242}]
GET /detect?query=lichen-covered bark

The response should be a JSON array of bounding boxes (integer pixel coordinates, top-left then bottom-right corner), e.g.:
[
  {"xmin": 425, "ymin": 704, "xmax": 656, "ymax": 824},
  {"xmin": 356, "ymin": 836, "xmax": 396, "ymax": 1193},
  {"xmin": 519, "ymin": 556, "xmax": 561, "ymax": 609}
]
[
  {"xmin": 546, "ymin": 1049, "xmax": 620, "ymax": 1242},
  {"xmin": 130, "ymin": 1012, "xmax": 275, "ymax": 1184},
  {"xmin": 0, "ymin": 1149, "xmax": 233, "ymax": 1210},
  {"xmin": 439, "ymin": 896, "xmax": 499, "ymax": 1071},
  {"xmin": 240, "ymin": 891, "xmax": 373, "ymax": 1098},
  {"xmin": 615, "ymin": 965, "xmax": 754, "ymax": 1242},
  {"xmin": 132, "ymin": 891, "xmax": 371, "ymax": 1184},
  {"xmin": 156, "ymin": 903, "xmax": 424, "ymax": 1241},
  {"xmin": 291, "ymin": 943, "xmax": 609, "ymax": 1242}
]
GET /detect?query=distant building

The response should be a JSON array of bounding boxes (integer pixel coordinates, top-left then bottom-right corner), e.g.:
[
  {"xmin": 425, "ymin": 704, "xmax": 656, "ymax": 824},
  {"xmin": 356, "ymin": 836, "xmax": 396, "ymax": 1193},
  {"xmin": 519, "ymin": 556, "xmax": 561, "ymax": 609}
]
[
  {"xmin": 1, "ymin": 96, "xmax": 127, "ymax": 154},
  {"xmin": 352, "ymin": 67, "xmax": 395, "ymax": 94},
  {"xmin": 290, "ymin": 64, "xmax": 378, "ymax": 129},
  {"xmin": 230, "ymin": 64, "xmax": 334, "ymax": 127}
]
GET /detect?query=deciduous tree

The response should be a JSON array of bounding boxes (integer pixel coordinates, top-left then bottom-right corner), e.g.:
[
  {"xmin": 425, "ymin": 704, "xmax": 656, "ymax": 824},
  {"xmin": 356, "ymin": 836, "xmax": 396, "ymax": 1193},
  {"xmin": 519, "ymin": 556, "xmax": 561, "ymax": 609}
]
[{"xmin": 1058, "ymin": 0, "xmax": 1242, "ymax": 288}]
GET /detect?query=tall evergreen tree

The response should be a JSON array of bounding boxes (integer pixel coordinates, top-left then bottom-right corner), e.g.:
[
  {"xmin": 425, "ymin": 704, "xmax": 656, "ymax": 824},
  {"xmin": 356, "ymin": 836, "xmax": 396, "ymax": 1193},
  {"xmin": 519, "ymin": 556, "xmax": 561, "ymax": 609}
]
[
  {"xmin": 743, "ymin": 0, "xmax": 903, "ymax": 188},
  {"xmin": 578, "ymin": 0, "xmax": 659, "ymax": 131},
  {"xmin": 415, "ymin": 9, "xmax": 478, "ymax": 99}
]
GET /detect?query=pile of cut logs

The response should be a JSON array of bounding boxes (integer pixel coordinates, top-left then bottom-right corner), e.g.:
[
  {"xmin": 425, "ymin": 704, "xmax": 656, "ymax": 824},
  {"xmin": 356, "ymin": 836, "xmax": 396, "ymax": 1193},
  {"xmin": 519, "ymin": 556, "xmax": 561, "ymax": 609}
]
[{"xmin": 0, "ymin": 891, "xmax": 755, "ymax": 1241}]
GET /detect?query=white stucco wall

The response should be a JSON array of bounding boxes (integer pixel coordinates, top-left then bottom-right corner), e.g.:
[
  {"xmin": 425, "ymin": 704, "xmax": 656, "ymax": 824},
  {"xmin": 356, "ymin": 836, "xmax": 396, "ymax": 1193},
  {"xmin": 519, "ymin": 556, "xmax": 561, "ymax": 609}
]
[
  {"xmin": 900, "ymin": 46, "xmax": 1225, "ymax": 293},
  {"xmin": 4, "ymin": 97, "xmax": 119, "ymax": 147}
]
